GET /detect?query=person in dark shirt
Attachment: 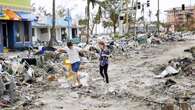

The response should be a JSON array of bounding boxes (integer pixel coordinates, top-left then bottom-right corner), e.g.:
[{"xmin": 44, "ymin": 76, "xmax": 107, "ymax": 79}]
[{"xmin": 98, "ymin": 41, "xmax": 110, "ymax": 84}]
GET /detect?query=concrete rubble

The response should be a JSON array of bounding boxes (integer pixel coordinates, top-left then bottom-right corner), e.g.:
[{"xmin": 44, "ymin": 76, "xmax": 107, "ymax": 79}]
[
  {"xmin": 1, "ymin": 35, "xmax": 195, "ymax": 110},
  {"xmin": 0, "ymin": 50, "xmax": 65, "ymax": 109},
  {"xmin": 0, "ymin": 45, "xmax": 96, "ymax": 109},
  {"xmin": 156, "ymin": 57, "xmax": 195, "ymax": 78}
]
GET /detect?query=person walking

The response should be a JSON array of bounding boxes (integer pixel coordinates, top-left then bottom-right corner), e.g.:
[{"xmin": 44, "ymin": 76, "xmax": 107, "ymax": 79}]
[
  {"xmin": 57, "ymin": 42, "xmax": 82, "ymax": 88},
  {"xmin": 98, "ymin": 41, "xmax": 110, "ymax": 84}
]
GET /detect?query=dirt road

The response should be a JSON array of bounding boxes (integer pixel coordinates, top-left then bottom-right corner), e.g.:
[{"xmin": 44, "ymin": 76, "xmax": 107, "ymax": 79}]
[{"xmin": 30, "ymin": 40, "xmax": 195, "ymax": 110}]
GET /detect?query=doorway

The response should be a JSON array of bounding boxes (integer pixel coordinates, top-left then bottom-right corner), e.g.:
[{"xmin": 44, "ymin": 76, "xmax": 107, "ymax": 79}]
[
  {"xmin": 72, "ymin": 28, "xmax": 77, "ymax": 38},
  {"xmin": 2, "ymin": 23, "xmax": 8, "ymax": 47}
]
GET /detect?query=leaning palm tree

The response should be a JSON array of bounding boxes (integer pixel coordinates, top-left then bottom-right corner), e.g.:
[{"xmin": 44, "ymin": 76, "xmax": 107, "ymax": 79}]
[
  {"xmin": 48, "ymin": 0, "xmax": 56, "ymax": 47},
  {"xmin": 86, "ymin": 0, "xmax": 97, "ymax": 44}
]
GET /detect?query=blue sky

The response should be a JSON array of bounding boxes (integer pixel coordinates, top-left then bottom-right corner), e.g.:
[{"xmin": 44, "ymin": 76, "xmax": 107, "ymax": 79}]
[{"xmin": 31, "ymin": 0, "xmax": 195, "ymax": 21}]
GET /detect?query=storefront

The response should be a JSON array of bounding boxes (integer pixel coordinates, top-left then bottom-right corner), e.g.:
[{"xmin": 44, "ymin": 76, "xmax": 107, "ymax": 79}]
[
  {"xmin": 0, "ymin": 0, "xmax": 32, "ymax": 52},
  {"xmin": 32, "ymin": 17, "xmax": 69, "ymax": 43}
]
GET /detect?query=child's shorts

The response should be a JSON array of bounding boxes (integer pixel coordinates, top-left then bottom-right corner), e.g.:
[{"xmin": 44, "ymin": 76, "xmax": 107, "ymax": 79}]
[{"xmin": 71, "ymin": 61, "xmax": 81, "ymax": 73}]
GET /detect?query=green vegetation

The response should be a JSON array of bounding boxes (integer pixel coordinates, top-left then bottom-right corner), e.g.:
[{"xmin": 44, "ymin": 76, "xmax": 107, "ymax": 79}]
[
  {"xmin": 79, "ymin": 19, "xmax": 88, "ymax": 26},
  {"xmin": 0, "ymin": 0, "xmax": 31, "ymax": 8}
]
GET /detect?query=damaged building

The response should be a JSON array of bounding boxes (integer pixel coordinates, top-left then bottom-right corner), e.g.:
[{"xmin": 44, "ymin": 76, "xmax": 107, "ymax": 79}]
[{"xmin": 0, "ymin": 0, "xmax": 33, "ymax": 52}]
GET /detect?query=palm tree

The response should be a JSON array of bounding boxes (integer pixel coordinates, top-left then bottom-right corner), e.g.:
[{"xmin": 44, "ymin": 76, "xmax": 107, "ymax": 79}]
[
  {"xmin": 86, "ymin": 0, "xmax": 96, "ymax": 44},
  {"xmin": 99, "ymin": 0, "xmax": 119, "ymax": 34},
  {"xmin": 91, "ymin": 6, "xmax": 102, "ymax": 35},
  {"xmin": 110, "ymin": 10, "xmax": 118, "ymax": 34},
  {"xmin": 48, "ymin": 0, "xmax": 56, "ymax": 47}
]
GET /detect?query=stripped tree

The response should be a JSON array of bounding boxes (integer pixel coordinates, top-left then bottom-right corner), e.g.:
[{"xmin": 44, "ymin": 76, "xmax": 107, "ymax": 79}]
[
  {"xmin": 86, "ymin": 0, "xmax": 97, "ymax": 44},
  {"xmin": 48, "ymin": 0, "xmax": 56, "ymax": 47}
]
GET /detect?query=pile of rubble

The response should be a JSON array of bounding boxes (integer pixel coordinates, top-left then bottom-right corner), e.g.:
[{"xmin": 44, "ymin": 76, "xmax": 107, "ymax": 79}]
[
  {"xmin": 0, "ymin": 51, "xmax": 65, "ymax": 109},
  {"xmin": 155, "ymin": 57, "xmax": 195, "ymax": 78},
  {"xmin": 0, "ymin": 45, "xmax": 94, "ymax": 109}
]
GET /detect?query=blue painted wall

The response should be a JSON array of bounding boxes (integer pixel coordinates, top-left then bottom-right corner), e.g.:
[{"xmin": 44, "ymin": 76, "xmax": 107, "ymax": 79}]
[
  {"xmin": 32, "ymin": 17, "xmax": 69, "ymax": 27},
  {"xmin": 0, "ymin": 22, "xmax": 2, "ymax": 52},
  {"xmin": 0, "ymin": 21, "xmax": 32, "ymax": 52}
]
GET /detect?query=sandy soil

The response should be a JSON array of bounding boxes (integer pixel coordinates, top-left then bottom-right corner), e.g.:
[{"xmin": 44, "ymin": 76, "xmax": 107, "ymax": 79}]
[{"xmin": 27, "ymin": 40, "xmax": 195, "ymax": 110}]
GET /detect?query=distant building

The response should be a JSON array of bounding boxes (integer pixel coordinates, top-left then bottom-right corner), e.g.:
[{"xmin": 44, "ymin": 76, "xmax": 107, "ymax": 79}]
[
  {"xmin": 0, "ymin": 0, "xmax": 33, "ymax": 52},
  {"xmin": 165, "ymin": 6, "xmax": 195, "ymax": 31},
  {"xmin": 32, "ymin": 16, "xmax": 67, "ymax": 43},
  {"xmin": 32, "ymin": 15, "xmax": 80, "ymax": 44}
]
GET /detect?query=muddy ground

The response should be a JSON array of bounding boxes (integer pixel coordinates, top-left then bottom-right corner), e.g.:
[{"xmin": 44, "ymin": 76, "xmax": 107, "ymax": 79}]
[{"xmin": 11, "ymin": 40, "xmax": 195, "ymax": 110}]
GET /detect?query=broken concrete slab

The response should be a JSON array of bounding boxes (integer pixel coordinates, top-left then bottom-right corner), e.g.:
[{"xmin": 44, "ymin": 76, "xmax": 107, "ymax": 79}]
[{"xmin": 155, "ymin": 66, "xmax": 179, "ymax": 78}]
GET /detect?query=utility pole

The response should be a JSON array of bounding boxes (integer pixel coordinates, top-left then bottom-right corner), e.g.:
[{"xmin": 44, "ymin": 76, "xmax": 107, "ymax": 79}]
[
  {"xmin": 119, "ymin": 0, "xmax": 124, "ymax": 36},
  {"xmin": 149, "ymin": 10, "xmax": 152, "ymax": 23},
  {"xmin": 157, "ymin": 0, "xmax": 160, "ymax": 36},
  {"xmin": 125, "ymin": 0, "xmax": 129, "ymax": 34},
  {"xmin": 131, "ymin": 0, "xmax": 134, "ymax": 8},
  {"xmin": 48, "ymin": 0, "xmax": 56, "ymax": 47},
  {"xmin": 134, "ymin": 0, "xmax": 138, "ymax": 37},
  {"xmin": 142, "ymin": 4, "xmax": 146, "ymax": 33},
  {"xmin": 87, "ymin": 0, "xmax": 90, "ymax": 44},
  {"xmin": 173, "ymin": 8, "xmax": 176, "ymax": 31},
  {"xmin": 67, "ymin": 9, "xmax": 71, "ymax": 40}
]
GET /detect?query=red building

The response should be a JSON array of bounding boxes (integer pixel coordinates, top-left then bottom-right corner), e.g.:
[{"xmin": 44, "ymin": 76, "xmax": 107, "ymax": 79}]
[{"xmin": 166, "ymin": 6, "xmax": 195, "ymax": 31}]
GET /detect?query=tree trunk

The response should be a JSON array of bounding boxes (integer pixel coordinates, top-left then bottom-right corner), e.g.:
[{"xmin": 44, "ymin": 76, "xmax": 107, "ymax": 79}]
[
  {"xmin": 48, "ymin": 0, "xmax": 56, "ymax": 47},
  {"xmin": 87, "ymin": 0, "xmax": 90, "ymax": 44},
  {"xmin": 113, "ymin": 25, "xmax": 116, "ymax": 34},
  {"xmin": 91, "ymin": 23, "xmax": 95, "ymax": 35}
]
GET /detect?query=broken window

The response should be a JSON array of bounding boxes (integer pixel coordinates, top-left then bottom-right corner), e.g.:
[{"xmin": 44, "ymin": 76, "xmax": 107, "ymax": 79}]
[
  {"xmin": 40, "ymin": 28, "xmax": 48, "ymax": 34},
  {"xmin": 61, "ymin": 28, "xmax": 67, "ymax": 41},
  {"xmin": 16, "ymin": 23, "xmax": 24, "ymax": 42}
]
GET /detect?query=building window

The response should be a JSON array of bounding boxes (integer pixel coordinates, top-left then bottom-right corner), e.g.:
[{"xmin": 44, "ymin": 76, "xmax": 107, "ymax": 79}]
[
  {"xmin": 72, "ymin": 28, "xmax": 77, "ymax": 38},
  {"xmin": 40, "ymin": 28, "xmax": 48, "ymax": 33},
  {"xmin": 61, "ymin": 28, "xmax": 67, "ymax": 41},
  {"xmin": 16, "ymin": 23, "xmax": 24, "ymax": 42},
  {"xmin": 24, "ymin": 22, "xmax": 30, "ymax": 42}
]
